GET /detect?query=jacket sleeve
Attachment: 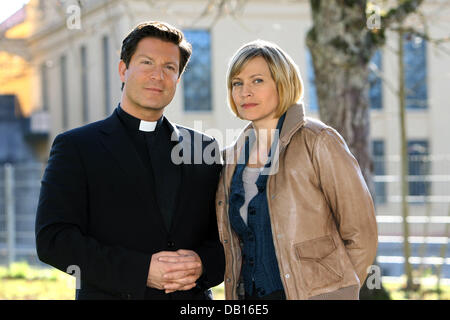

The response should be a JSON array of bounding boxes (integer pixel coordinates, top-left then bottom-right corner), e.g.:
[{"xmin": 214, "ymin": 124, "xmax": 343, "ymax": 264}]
[
  {"xmin": 313, "ymin": 127, "xmax": 378, "ymax": 286},
  {"xmin": 193, "ymin": 139, "xmax": 225, "ymax": 291},
  {"xmin": 194, "ymin": 197, "xmax": 226, "ymax": 291},
  {"xmin": 35, "ymin": 133, "xmax": 151, "ymax": 299}
]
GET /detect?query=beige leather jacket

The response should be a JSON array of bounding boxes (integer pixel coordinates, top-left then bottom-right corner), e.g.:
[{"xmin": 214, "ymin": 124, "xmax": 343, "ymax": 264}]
[{"xmin": 215, "ymin": 103, "xmax": 378, "ymax": 300}]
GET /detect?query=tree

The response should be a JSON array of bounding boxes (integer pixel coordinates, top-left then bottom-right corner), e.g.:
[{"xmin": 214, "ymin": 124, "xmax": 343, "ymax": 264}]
[
  {"xmin": 306, "ymin": 0, "xmax": 423, "ymax": 189},
  {"xmin": 305, "ymin": 0, "xmax": 425, "ymax": 299}
]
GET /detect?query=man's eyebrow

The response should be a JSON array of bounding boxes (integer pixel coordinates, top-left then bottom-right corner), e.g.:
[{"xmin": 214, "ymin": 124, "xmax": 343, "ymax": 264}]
[
  {"xmin": 136, "ymin": 54, "xmax": 178, "ymax": 65},
  {"xmin": 136, "ymin": 54, "xmax": 153, "ymax": 60}
]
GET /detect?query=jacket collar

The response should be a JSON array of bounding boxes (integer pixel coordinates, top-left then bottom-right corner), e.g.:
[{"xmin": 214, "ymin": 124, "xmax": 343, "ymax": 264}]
[
  {"xmin": 225, "ymin": 103, "xmax": 306, "ymax": 162},
  {"xmin": 279, "ymin": 102, "xmax": 306, "ymax": 148},
  {"xmin": 101, "ymin": 106, "xmax": 183, "ymax": 143},
  {"xmin": 222, "ymin": 103, "xmax": 306, "ymax": 194}
]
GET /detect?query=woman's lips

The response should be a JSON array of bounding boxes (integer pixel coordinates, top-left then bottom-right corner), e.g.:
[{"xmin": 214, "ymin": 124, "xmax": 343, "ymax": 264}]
[
  {"xmin": 242, "ymin": 103, "xmax": 258, "ymax": 109},
  {"xmin": 145, "ymin": 87, "xmax": 163, "ymax": 93}
]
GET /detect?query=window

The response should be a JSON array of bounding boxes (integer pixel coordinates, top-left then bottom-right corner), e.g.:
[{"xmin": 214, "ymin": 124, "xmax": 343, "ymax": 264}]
[
  {"xmin": 408, "ymin": 140, "xmax": 430, "ymax": 200},
  {"xmin": 102, "ymin": 36, "xmax": 111, "ymax": 116},
  {"xmin": 80, "ymin": 46, "xmax": 89, "ymax": 123},
  {"xmin": 182, "ymin": 30, "xmax": 212, "ymax": 111},
  {"xmin": 60, "ymin": 55, "xmax": 68, "ymax": 130},
  {"xmin": 372, "ymin": 140, "xmax": 386, "ymax": 204},
  {"xmin": 305, "ymin": 49, "xmax": 318, "ymax": 113},
  {"xmin": 404, "ymin": 34, "xmax": 428, "ymax": 110},
  {"xmin": 369, "ymin": 50, "xmax": 383, "ymax": 110}
]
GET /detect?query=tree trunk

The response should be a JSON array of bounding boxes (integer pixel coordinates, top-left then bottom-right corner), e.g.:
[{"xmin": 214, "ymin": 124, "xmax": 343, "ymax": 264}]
[
  {"xmin": 306, "ymin": 0, "xmax": 384, "ymax": 299},
  {"xmin": 306, "ymin": 0, "xmax": 425, "ymax": 299},
  {"xmin": 306, "ymin": 0, "xmax": 376, "ymax": 192}
]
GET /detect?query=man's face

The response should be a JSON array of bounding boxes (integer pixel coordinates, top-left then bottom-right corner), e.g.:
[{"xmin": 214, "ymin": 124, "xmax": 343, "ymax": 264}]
[{"xmin": 119, "ymin": 37, "xmax": 180, "ymax": 116}]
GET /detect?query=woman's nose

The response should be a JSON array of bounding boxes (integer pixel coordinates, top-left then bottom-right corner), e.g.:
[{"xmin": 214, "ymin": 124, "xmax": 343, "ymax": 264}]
[{"xmin": 240, "ymin": 83, "xmax": 253, "ymax": 97}]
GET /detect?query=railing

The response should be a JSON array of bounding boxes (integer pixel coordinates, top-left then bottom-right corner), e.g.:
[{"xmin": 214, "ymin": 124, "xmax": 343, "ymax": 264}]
[
  {"xmin": 0, "ymin": 162, "xmax": 44, "ymax": 266},
  {"xmin": 372, "ymin": 154, "xmax": 450, "ymax": 279}
]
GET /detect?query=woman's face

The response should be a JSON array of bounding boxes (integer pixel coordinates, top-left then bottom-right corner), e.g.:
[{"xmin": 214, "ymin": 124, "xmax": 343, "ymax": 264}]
[{"xmin": 231, "ymin": 56, "xmax": 279, "ymax": 124}]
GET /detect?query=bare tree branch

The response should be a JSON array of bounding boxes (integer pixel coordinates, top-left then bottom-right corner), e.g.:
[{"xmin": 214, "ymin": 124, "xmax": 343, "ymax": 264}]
[
  {"xmin": 188, "ymin": 0, "xmax": 249, "ymax": 28},
  {"xmin": 189, "ymin": 0, "xmax": 219, "ymax": 27},
  {"xmin": 368, "ymin": 60, "xmax": 399, "ymax": 97},
  {"xmin": 391, "ymin": 26, "xmax": 450, "ymax": 44},
  {"xmin": 382, "ymin": 0, "xmax": 425, "ymax": 28}
]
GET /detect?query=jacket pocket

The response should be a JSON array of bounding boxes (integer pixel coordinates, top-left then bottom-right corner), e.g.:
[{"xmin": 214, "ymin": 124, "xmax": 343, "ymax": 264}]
[{"xmin": 294, "ymin": 235, "xmax": 344, "ymax": 292}]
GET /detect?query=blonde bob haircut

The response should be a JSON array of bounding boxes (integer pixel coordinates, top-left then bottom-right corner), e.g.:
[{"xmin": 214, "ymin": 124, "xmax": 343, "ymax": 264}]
[{"xmin": 227, "ymin": 40, "xmax": 304, "ymax": 119}]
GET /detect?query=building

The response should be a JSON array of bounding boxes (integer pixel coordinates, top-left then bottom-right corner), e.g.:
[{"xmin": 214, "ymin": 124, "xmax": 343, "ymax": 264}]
[
  {"xmin": 0, "ymin": 0, "xmax": 449, "ymax": 277},
  {"xmin": 0, "ymin": 4, "xmax": 50, "ymax": 162},
  {"xmin": 0, "ymin": 95, "xmax": 44, "ymax": 265}
]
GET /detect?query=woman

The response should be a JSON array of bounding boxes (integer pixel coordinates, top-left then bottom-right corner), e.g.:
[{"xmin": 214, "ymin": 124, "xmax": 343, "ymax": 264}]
[{"xmin": 215, "ymin": 40, "xmax": 378, "ymax": 300}]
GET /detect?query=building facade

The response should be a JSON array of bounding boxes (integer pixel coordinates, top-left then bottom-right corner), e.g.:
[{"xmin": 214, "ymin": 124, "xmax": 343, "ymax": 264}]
[{"xmin": 1, "ymin": 0, "xmax": 449, "ymax": 277}]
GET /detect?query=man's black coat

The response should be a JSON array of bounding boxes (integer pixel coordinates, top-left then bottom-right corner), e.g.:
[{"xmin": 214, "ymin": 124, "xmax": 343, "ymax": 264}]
[{"xmin": 35, "ymin": 108, "xmax": 225, "ymax": 300}]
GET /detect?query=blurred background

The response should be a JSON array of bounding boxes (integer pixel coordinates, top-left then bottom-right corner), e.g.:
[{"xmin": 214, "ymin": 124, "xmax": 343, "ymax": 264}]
[{"xmin": 0, "ymin": 0, "xmax": 449, "ymax": 300}]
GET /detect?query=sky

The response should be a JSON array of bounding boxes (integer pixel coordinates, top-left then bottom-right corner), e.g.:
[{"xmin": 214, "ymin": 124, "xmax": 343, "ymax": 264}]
[{"xmin": 0, "ymin": 0, "xmax": 30, "ymax": 24}]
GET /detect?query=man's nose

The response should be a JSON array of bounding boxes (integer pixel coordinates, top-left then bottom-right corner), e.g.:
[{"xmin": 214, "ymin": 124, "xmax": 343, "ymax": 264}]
[{"xmin": 150, "ymin": 65, "xmax": 164, "ymax": 80}]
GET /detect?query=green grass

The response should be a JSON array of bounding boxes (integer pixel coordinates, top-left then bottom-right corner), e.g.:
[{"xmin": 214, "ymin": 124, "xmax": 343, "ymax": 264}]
[
  {"xmin": 381, "ymin": 276, "xmax": 450, "ymax": 300},
  {"xmin": 212, "ymin": 283, "xmax": 224, "ymax": 300},
  {"xmin": 0, "ymin": 262, "xmax": 75, "ymax": 300},
  {"xmin": 0, "ymin": 262, "xmax": 448, "ymax": 300},
  {"xmin": 0, "ymin": 262, "xmax": 224, "ymax": 300},
  {"xmin": 0, "ymin": 262, "xmax": 59, "ymax": 281}
]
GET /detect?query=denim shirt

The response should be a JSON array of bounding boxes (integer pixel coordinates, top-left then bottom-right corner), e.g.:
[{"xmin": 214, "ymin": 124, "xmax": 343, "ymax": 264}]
[{"xmin": 228, "ymin": 113, "xmax": 286, "ymax": 297}]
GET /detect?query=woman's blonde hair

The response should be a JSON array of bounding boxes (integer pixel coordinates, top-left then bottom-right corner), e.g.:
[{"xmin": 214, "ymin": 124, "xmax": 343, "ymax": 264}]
[{"xmin": 226, "ymin": 39, "xmax": 304, "ymax": 119}]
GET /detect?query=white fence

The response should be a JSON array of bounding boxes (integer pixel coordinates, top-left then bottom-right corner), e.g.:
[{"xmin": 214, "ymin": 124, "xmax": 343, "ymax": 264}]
[
  {"xmin": 373, "ymin": 154, "xmax": 450, "ymax": 278},
  {"xmin": 0, "ymin": 162, "xmax": 44, "ymax": 266}
]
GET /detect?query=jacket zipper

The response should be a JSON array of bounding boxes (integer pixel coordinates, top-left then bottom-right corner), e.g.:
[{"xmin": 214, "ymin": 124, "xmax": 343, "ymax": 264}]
[
  {"xmin": 221, "ymin": 161, "xmax": 239, "ymax": 299},
  {"xmin": 265, "ymin": 119, "xmax": 306, "ymax": 300},
  {"xmin": 223, "ymin": 118, "xmax": 305, "ymax": 300}
]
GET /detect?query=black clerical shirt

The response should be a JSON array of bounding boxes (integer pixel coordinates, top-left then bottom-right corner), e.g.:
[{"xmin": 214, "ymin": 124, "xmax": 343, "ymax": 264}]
[
  {"xmin": 116, "ymin": 104, "xmax": 180, "ymax": 231},
  {"xmin": 116, "ymin": 104, "xmax": 162, "ymax": 171}
]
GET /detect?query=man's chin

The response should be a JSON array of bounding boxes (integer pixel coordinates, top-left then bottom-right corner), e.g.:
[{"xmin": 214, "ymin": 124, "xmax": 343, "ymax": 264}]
[{"xmin": 140, "ymin": 104, "xmax": 167, "ymax": 112}]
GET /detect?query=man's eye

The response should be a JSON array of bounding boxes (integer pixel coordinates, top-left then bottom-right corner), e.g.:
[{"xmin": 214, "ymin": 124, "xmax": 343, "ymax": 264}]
[
  {"xmin": 142, "ymin": 60, "xmax": 151, "ymax": 65},
  {"xmin": 166, "ymin": 65, "xmax": 176, "ymax": 71}
]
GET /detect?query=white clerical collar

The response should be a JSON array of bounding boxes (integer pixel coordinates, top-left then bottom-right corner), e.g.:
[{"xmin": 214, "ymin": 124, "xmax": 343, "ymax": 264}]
[{"xmin": 139, "ymin": 120, "xmax": 157, "ymax": 132}]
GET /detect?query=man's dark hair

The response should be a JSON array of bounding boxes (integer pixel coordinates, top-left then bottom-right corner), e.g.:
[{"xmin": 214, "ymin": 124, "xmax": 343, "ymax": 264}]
[{"xmin": 120, "ymin": 21, "xmax": 192, "ymax": 80}]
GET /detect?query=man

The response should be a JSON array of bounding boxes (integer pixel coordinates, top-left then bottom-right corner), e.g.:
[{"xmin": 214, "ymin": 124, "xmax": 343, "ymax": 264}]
[{"xmin": 35, "ymin": 21, "xmax": 225, "ymax": 300}]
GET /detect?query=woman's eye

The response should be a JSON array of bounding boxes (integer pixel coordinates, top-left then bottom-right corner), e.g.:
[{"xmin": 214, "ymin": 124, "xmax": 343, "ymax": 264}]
[
  {"xmin": 166, "ymin": 65, "xmax": 176, "ymax": 71},
  {"xmin": 232, "ymin": 82, "xmax": 242, "ymax": 87},
  {"xmin": 254, "ymin": 78, "xmax": 263, "ymax": 84},
  {"xmin": 142, "ymin": 60, "xmax": 151, "ymax": 65}
]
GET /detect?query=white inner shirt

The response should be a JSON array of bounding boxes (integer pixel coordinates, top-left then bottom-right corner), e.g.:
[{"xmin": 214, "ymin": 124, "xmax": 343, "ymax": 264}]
[
  {"xmin": 139, "ymin": 120, "xmax": 157, "ymax": 132},
  {"xmin": 239, "ymin": 166, "xmax": 263, "ymax": 225}
]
